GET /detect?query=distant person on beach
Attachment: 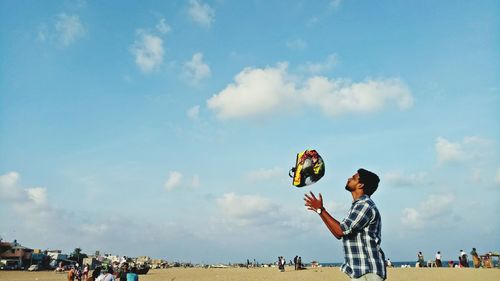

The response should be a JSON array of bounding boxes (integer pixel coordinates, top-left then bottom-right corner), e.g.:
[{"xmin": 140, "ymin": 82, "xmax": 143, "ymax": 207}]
[
  {"xmin": 75, "ymin": 265, "xmax": 82, "ymax": 281},
  {"xmin": 118, "ymin": 263, "xmax": 129, "ymax": 281},
  {"xmin": 460, "ymin": 250, "xmax": 469, "ymax": 267},
  {"xmin": 471, "ymin": 248, "xmax": 481, "ymax": 268},
  {"xmin": 298, "ymin": 256, "xmax": 302, "ymax": 270},
  {"xmin": 126, "ymin": 267, "xmax": 138, "ymax": 281},
  {"xmin": 68, "ymin": 267, "xmax": 76, "ymax": 281},
  {"xmin": 277, "ymin": 256, "xmax": 285, "ymax": 272},
  {"xmin": 435, "ymin": 251, "xmax": 442, "ymax": 267},
  {"xmin": 417, "ymin": 252, "xmax": 425, "ymax": 267},
  {"xmin": 83, "ymin": 264, "xmax": 89, "ymax": 281},
  {"xmin": 90, "ymin": 266, "xmax": 102, "ymax": 281},
  {"xmin": 294, "ymin": 256, "xmax": 298, "ymax": 270},
  {"xmin": 304, "ymin": 168, "xmax": 386, "ymax": 281},
  {"xmin": 96, "ymin": 267, "xmax": 116, "ymax": 281}
]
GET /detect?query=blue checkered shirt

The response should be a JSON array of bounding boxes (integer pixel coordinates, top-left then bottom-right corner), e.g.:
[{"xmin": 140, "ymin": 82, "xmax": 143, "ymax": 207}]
[{"xmin": 340, "ymin": 195, "xmax": 386, "ymax": 280}]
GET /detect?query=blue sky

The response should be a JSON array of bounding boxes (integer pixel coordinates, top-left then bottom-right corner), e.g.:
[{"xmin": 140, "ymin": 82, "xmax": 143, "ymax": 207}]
[{"xmin": 1, "ymin": 0, "xmax": 499, "ymax": 264}]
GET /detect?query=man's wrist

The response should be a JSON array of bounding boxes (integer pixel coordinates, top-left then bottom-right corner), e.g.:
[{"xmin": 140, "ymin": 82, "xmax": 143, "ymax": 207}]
[{"xmin": 316, "ymin": 207, "xmax": 324, "ymax": 215}]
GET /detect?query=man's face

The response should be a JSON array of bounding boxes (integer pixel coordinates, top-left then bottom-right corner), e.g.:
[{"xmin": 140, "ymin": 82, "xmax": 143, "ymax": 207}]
[{"xmin": 345, "ymin": 172, "xmax": 361, "ymax": 191}]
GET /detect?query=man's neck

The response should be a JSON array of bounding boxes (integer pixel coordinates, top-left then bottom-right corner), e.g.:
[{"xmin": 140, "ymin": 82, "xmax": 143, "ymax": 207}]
[{"xmin": 351, "ymin": 190, "xmax": 365, "ymax": 201}]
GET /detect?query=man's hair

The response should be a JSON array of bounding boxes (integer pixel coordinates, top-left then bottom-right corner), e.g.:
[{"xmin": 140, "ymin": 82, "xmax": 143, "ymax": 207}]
[{"xmin": 358, "ymin": 168, "xmax": 380, "ymax": 196}]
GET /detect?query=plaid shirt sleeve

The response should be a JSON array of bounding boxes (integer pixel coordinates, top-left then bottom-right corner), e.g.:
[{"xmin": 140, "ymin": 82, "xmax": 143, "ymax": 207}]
[{"xmin": 340, "ymin": 201, "xmax": 372, "ymax": 236}]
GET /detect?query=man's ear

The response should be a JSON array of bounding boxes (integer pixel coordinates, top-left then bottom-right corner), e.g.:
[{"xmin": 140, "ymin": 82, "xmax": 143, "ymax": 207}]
[{"xmin": 357, "ymin": 183, "xmax": 364, "ymax": 190}]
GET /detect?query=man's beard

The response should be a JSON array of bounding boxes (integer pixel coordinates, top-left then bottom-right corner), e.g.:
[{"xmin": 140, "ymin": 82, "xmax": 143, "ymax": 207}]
[{"xmin": 345, "ymin": 184, "xmax": 350, "ymax": 191}]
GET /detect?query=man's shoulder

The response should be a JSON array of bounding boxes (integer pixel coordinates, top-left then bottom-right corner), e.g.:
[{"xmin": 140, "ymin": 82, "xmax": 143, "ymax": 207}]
[
  {"xmin": 355, "ymin": 195, "xmax": 376, "ymax": 206},
  {"xmin": 353, "ymin": 196, "xmax": 380, "ymax": 217}
]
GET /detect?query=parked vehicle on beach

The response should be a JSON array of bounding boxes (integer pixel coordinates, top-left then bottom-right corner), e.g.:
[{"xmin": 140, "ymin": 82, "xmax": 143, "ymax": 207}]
[
  {"xmin": 0, "ymin": 265, "xmax": 17, "ymax": 270},
  {"xmin": 28, "ymin": 264, "xmax": 40, "ymax": 271},
  {"xmin": 0, "ymin": 260, "xmax": 20, "ymax": 270}
]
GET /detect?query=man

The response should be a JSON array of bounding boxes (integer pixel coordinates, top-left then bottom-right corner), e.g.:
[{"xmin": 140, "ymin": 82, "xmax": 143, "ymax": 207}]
[
  {"xmin": 67, "ymin": 267, "xmax": 75, "ymax": 281},
  {"xmin": 417, "ymin": 252, "xmax": 425, "ymax": 267},
  {"xmin": 435, "ymin": 251, "xmax": 442, "ymax": 267},
  {"xmin": 126, "ymin": 267, "xmax": 139, "ymax": 281},
  {"xmin": 470, "ymin": 248, "xmax": 481, "ymax": 268},
  {"xmin": 118, "ymin": 263, "xmax": 129, "ymax": 281},
  {"xmin": 460, "ymin": 250, "xmax": 469, "ymax": 267},
  {"xmin": 304, "ymin": 168, "xmax": 386, "ymax": 281},
  {"xmin": 82, "ymin": 264, "xmax": 89, "ymax": 281},
  {"xmin": 95, "ymin": 267, "xmax": 115, "ymax": 281},
  {"xmin": 91, "ymin": 266, "xmax": 102, "ymax": 281}
]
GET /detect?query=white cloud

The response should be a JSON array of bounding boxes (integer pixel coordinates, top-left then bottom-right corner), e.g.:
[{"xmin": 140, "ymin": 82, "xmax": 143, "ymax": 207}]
[
  {"xmin": 209, "ymin": 193, "xmax": 322, "ymax": 241},
  {"xmin": 130, "ymin": 32, "xmax": 164, "ymax": 73},
  {"xmin": 0, "ymin": 172, "xmax": 47, "ymax": 208},
  {"xmin": 188, "ymin": 0, "xmax": 215, "ymax": 28},
  {"xmin": 401, "ymin": 208, "xmax": 421, "ymax": 228},
  {"xmin": 0, "ymin": 171, "xmax": 20, "ymax": 187},
  {"xmin": 183, "ymin": 52, "xmax": 211, "ymax": 85},
  {"xmin": 55, "ymin": 13, "xmax": 85, "ymax": 47},
  {"xmin": 385, "ymin": 171, "xmax": 430, "ymax": 188},
  {"xmin": 420, "ymin": 194, "xmax": 455, "ymax": 217},
  {"xmin": 156, "ymin": 18, "xmax": 171, "ymax": 34},
  {"xmin": 164, "ymin": 171, "xmax": 183, "ymax": 191},
  {"xmin": 436, "ymin": 137, "xmax": 464, "ymax": 165},
  {"xmin": 0, "ymin": 171, "xmax": 23, "ymax": 200},
  {"xmin": 207, "ymin": 63, "xmax": 413, "ymax": 120},
  {"xmin": 302, "ymin": 76, "xmax": 413, "ymax": 116},
  {"xmin": 435, "ymin": 136, "xmax": 493, "ymax": 166},
  {"xmin": 187, "ymin": 105, "xmax": 200, "ymax": 120},
  {"xmin": 0, "ymin": 171, "xmax": 58, "ymax": 234},
  {"xmin": 286, "ymin": 39, "xmax": 307, "ymax": 50},
  {"xmin": 164, "ymin": 171, "xmax": 200, "ymax": 191},
  {"xmin": 0, "ymin": 172, "xmax": 207, "ymax": 257},
  {"xmin": 401, "ymin": 193, "xmax": 455, "ymax": 229},
  {"xmin": 298, "ymin": 53, "xmax": 339, "ymax": 74},
  {"xmin": 26, "ymin": 187, "xmax": 48, "ymax": 205},
  {"xmin": 207, "ymin": 63, "xmax": 298, "ymax": 119},
  {"xmin": 0, "ymin": 177, "xmax": 47, "ymax": 207},
  {"xmin": 245, "ymin": 167, "xmax": 284, "ymax": 183},
  {"xmin": 216, "ymin": 193, "xmax": 279, "ymax": 225}
]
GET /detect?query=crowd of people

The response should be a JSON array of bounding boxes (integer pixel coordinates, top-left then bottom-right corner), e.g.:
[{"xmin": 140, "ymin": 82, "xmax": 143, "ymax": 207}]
[
  {"xmin": 415, "ymin": 248, "xmax": 482, "ymax": 268},
  {"xmin": 275, "ymin": 256, "xmax": 304, "ymax": 272},
  {"xmin": 67, "ymin": 262, "xmax": 139, "ymax": 281}
]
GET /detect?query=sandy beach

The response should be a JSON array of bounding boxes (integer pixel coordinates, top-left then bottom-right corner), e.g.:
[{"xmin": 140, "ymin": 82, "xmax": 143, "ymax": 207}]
[{"xmin": 1, "ymin": 267, "xmax": 499, "ymax": 281}]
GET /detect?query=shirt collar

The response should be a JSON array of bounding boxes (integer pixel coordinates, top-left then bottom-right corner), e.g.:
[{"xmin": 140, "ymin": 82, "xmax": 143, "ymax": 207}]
[{"xmin": 352, "ymin": 194, "xmax": 370, "ymax": 204}]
